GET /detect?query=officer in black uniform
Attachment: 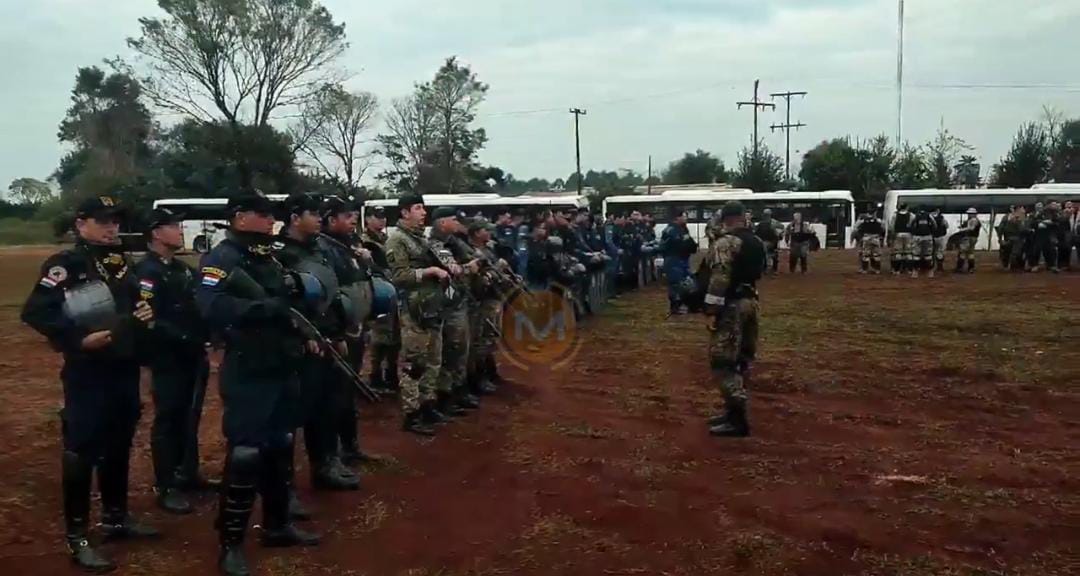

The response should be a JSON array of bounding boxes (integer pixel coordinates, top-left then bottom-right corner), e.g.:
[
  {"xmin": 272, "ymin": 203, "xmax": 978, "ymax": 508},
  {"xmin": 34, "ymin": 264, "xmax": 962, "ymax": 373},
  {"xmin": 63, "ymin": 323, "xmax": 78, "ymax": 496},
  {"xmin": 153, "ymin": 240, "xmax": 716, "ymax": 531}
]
[
  {"xmin": 274, "ymin": 193, "xmax": 360, "ymax": 492},
  {"xmin": 318, "ymin": 196, "xmax": 377, "ymax": 466},
  {"xmin": 196, "ymin": 192, "xmax": 320, "ymax": 576},
  {"xmin": 22, "ymin": 196, "xmax": 159, "ymax": 573},
  {"xmin": 134, "ymin": 208, "xmax": 210, "ymax": 515}
]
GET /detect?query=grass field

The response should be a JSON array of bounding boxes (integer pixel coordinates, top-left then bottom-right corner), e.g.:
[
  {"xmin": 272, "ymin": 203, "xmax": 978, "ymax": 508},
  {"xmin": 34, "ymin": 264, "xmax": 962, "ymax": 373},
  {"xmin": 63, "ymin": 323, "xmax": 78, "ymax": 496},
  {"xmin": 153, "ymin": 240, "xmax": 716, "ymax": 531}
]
[{"xmin": 0, "ymin": 248, "xmax": 1076, "ymax": 575}]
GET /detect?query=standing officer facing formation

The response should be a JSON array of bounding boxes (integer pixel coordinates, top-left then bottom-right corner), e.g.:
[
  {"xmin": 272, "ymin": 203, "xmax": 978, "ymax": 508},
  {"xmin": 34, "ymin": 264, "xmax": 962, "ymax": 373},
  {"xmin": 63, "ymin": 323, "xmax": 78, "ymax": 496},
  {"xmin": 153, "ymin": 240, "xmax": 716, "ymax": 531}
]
[
  {"xmin": 361, "ymin": 206, "xmax": 401, "ymax": 395},
  {"xmin": 784, "ymin": 212, "xmax": 814, "ymax": 274},
  {"xmin": 700, "ymin": 201, "xmax": 764, "ymax": 438},
  {"xmin": 134, "ymin": 208, "xmax": 210, "ymax": 516},
  {"xmin": 196, "ymin": 191, "xmax": 320, "ymax": 576},
  {"xmin": 660, "ymin": 210, "xmax": 697, "ymax": 314},
  {"xmin": 22, "ymin": 196, "xmax": 159, "ymax": 573}
]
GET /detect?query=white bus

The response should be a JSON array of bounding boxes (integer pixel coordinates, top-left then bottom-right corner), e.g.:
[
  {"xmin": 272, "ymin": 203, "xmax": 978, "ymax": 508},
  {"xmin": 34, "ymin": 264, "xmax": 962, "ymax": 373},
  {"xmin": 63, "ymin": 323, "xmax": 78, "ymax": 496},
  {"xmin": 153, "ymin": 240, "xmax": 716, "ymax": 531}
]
[
  {"xmin": 882, "ymin": 188, "xmax": 1080, "ymax": 251},
  {"xmin": 152, "ymin": 195, "xmax": 287, "ymax": 253},
  {"xmin": 361, "ymin": 193, "xmax": 589, "ymax": 229},
  {"xmin": 601, "ymin": 188, "xmax": 856, "ymax": 249}
]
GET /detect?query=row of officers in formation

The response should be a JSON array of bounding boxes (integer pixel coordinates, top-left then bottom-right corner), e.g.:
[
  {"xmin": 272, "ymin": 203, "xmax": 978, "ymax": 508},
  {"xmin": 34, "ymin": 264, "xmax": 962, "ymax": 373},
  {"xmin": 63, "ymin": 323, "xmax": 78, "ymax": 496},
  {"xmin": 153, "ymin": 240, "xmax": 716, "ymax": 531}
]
[
  {"xmin": 852, "ymin": 201, "xmax": 1079, "ymax": 277},
  {"xmin": 20, "ymin": 191, "xmax": 662, "ymax": 575}
]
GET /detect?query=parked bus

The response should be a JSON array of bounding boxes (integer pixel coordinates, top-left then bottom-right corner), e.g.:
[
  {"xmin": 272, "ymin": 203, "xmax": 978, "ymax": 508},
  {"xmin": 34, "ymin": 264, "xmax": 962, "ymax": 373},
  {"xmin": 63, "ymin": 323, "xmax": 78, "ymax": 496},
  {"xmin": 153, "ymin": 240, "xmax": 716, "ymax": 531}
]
[
  {"xmin": 362, "ymin": 193, "xmax": 589, "ymax": 229},
  {"xmin": 882, "ymin": 188, "xmax": 1080, "ymax": 251},
  {"xmin": 152, "ymin": 195, "xmax": 287, "ymax": 253},
  {"xmin": 601, "ymin": 188, "xmax": 856, "ymax": 249}
]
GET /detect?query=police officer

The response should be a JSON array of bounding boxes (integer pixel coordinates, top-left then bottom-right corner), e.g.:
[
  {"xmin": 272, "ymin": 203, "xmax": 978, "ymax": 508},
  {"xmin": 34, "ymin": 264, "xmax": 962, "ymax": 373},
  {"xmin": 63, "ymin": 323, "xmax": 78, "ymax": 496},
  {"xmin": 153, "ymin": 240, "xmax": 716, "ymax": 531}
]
[
  {"xmin": 956, "ymin": 207, "xmax": 983, "ymax": 273},
  {"xmin": 660, "ymin": 210, "xmax": 698, "ymax": 314},
  {"xmin": 753, "ymin": 209, "xmax": 783, "ymax": 275},
  {"xmin": 318, "ymin": 196, "xmax": 376, "ymax": 466},
  {"xmin": 465, "ymin": 218, "xmax": 504, "ymax": 394},
  {"xmin": 361, "ymin": 206, "xmax": 401, "ymax": 395},
  {"xmin": 134, "ymin": 208, "xmax": 210, "ymax": 515},
  {"xmin": 700, "ymin": 201, "xmax": 764, "ymax": 438},
  {"xmin": 930, "ymin": 207, "xmax": 949, "ymax": 274},
  {"xmin": 385, "ymin": 194, "xmax": 450, "ymax": 436},
  {"xmin": 784, "ymin": 212, "xmax": 813, "ymax": 274},
  {"xmin": 853, "ymin": 211, "xmax": 886, "ymax": 274},
  {"xmin": 430, "ymin": 207, "xmax": 483, "ymax": 411},
  {"xmin": 890, "ymin": 203, "xmax": 914, "ymax": 275},
  {"xmin": 997, "ymin": 205, "xmax": 1028, "ymax": 271},
  {"xmin": 493, "ymin": 209, "xmax": 517, "ymax": 266},
  {"xmin": 273, "ymin": 193, "xmax": 359, "ymax": 492},
  {"xmin": 910, "ymin": 208, "xmax": 938, "ymax": 278},
  {"xmin": 22, "ymin": 195, "xmax": 159, "ymax": 572},
  {"xmin": 196, "ymin": 191, "xmax": 320, "ymax": 576}
]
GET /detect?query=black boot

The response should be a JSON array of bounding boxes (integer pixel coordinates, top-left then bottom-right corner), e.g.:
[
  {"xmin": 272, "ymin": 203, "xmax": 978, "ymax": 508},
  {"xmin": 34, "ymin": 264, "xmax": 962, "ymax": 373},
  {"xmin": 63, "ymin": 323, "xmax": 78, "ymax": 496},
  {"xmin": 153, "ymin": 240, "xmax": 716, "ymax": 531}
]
[
  {"xmin": 955, "ymin": 257, "xmax": 965, "ymax": 273},
  {"xmin": 217, "ymin": 446, "xmax": 258, "ymax": 576},
  {"xmin": 63, "ymin": 451, "xmax": 116, "ymax": 574},
  {"xmin": 281, "ymin": 447, "xmax": 311, "ymax": 521},
  {"xmin": 968, "ymin": 258, "xmax": 976, "ymax": 273},
  {"xmin": 709, "ymin": 402, "xmax": 750, "ymax": 437},
  {"xmin": 422, "ymin": 400, "xmax": 448, "ymax": 425},
  {"xmin": 261, "ymin": 446, "xmax": 321, "ymax": 548},
  {"xmin": 402, "ymin": 410, "xmax": 436, "ymax": 436},
  {"xmin": 706, "ymin": 410, "xmax": 729, "ymax": 427},
  {"xmin": 437, "ymin": 391, "xmax": 467, "ymax": 417},
  {"xmin": 485, "ymin": 356, "xmax": 505, "ymax": 387},
  {"xmin": 311, "ymin": 457, "xmax": 359, "ymax": 492},
  {"xmin": 475, "ymin": 361, "xmax": 498, "ymax": 395},
  {"xmin": 156, "ymin": 488, "xmax": 193, "ymax": 515},
  {"xmin": 936, "ymin": 258, "xmax": 945, "ymax": 273},
  {"xmin": 99, "ymin": 448, "xmax": 159, "ymax": 541},
  {"xmin": 454, "ymin": 387, "xmax": 481, "ymax": 410}
]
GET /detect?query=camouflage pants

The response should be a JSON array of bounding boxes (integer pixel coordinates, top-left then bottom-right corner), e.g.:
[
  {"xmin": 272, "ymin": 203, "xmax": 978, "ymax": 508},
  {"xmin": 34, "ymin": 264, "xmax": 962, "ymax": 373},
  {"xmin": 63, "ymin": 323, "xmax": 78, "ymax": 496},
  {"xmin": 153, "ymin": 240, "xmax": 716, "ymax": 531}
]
[
  {"xmin": 370, "ymin": 305, "xmax": 401, "ymax": 347},
  {"xmin": 708, "ymin": 298, "xmax": 760, "ymax": 404},
  {"xmin": 859, "ymin": 236, "xmax": 882, "ymax": 262},
  {"xmin": 933, "ymin": 237, "xmax": 947, "ymax": 261},
  {"xmin": 439, "ymin": 305, "xmax": 471, "ymax": 393},
  {"xmin": 892, "ymin": 233, "xmax": 913, "ymax": 261},
  {"xmin": 399, "ymin": 313, "xmax": 442, "ymax": 413},
  {"xmin": 958, "ymin": 236, "xmax": 978, "ymax": 259},
  {"xmin": 468, "ymin": 299, "xmax": 502, "ymax": 374},
  {"xmin": 913, "ymin": 235, "xmax": 934, "ymax": 262}
]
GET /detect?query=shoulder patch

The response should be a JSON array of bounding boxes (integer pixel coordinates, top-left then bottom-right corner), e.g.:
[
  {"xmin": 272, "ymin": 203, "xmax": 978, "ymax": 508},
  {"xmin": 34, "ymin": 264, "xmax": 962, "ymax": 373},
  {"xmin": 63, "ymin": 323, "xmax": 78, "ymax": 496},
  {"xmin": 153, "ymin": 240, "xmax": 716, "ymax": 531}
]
[
  {"xmin": 39, "ymin": 265, "xmax": 68, "ymax": 288},
  {"xmin": 201, "ymin": 266, "xmax": 228, "ymax": 287}
]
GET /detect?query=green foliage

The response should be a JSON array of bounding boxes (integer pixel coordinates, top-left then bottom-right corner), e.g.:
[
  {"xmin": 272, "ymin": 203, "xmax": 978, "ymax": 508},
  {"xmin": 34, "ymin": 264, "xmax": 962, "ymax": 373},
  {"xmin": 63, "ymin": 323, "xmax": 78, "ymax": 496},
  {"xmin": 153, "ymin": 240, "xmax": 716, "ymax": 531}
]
[
  {"xmin": 800, "ymin": 135, "xmax": 895, "ymax": 201},
  {"xmin": 1049, "ymin": 119, "xmax": 1080, "ymax": 183},
  {"xmin": 293, "ymin": 85, "xmax": 378, "ymax": 191},
  {"xmin": 0, "ymin": 218, "xmax": 56, "ymax": 245},
  {"xmin": 991, "ymin": 123, "xmax": 1049, "ymax": 188},
  {"xmin": 7, "ymin": 178, "xmax": 55, "ymax": 205},
  {"xmin": 892, "ymin": 145, "xmax": 930, "ymax": 190},
  {"xmin": 954, "ymin": 155, "xmax": 980, "ymax": 189},
  {"xmin": 924, "ymin": 126, "xmax": 971, "ymax": 188},
  {"xmin": 662, "ymin": 149, "xmax": 728, "ymax": 185},
  {"xmin": 732, "ymin": 141, "xmax": 785, "ymax": 192}
]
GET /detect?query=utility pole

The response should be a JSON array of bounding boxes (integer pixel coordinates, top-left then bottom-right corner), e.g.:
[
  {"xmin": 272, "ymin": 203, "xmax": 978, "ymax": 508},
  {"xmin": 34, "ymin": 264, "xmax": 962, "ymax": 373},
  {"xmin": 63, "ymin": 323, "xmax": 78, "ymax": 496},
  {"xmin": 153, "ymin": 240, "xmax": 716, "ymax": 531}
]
[
  {"xmin": 569, "ymin": 108, "xmax": 587, "ymax": 194},
  {"xmin": 897, "ymin": 0, "xmax": 905, "ymax": 148},
  {"xmin": 647, "ymin": 155, "xmax": 653, "ymax": 195},
  {"xmin": 737, "ymin": 79, "xmax": 775, "ymax": 160},
  {"xmin": 769, "ymin": 90, "xmax": 808, "ymax": 181}
]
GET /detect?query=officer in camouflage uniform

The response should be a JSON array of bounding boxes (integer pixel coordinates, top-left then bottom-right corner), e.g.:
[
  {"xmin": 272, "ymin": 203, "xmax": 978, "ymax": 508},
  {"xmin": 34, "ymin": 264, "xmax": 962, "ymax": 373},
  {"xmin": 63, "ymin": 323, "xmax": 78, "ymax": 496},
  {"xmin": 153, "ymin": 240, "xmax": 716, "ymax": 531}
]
[
  {"xmin": 910, "ymin": 208, "xmax": 938, "ymax": 278},
  {"xmin": 752, "ymin": 209, "xmax": 783, "ymax": 275},
  {"xmin": 134, "ymin": 208, "xmax": 210, "ymax": 516},
  {"xmin": 430, "ymin": 207, "xmax": 483, "ymax": 411},
  {"xmin": 700, "ymin": 201, "xmax": 764, "ymax": 438},
  {"xmin": 956, "ymin": 207, "xmax": 982, "ymax": 273},
  {"xmin": 361, "ymin": 206, "xmax": 401, "ymax": 395},
  {"xmin": 21, "ymin": 196, "xmax": 159, "ymax": 573},
  {"xmin": 889, "ymin": 203, "xmax": 915, "ymax": 274},
  {"xmin": 465, "ymin": 218, "xmax": 503, "ymax": 394},
  {"xmin": 385, "ymin": 195, "xmax": 452, "ymax": 436},
  {"xmin": 273, "ymin": 193, "xmax": 359, "ymax": 492},
  {"xmin": 783, "ymin": 212, "xmax": 813, "ymax": 274},
  {"xmin": 853, "ymin": 210, "xmax": 885, "ymax": 274},
  {"xmin": 996, "ymin": 206, "xmax": 1027, "ymax": 270},
  {"xmin": 930, "ymin": 208, "xmax": 949, "ymax": 273}
]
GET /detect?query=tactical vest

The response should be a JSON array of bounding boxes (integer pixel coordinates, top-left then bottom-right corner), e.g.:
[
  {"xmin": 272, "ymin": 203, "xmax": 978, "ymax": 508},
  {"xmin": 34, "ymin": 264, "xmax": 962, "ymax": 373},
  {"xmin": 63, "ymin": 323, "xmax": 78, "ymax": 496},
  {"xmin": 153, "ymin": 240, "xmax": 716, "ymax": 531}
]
[
  {"xmin": 726, "ymin": 228, "xmax": 764, "ymax": 300},
  {"xmin": 912, "ymin": 215, "xmax": 935, "ymax": 236},
  {"xmin": 893, "ymin": 211, "xmax": 913, "ymax": 234}
]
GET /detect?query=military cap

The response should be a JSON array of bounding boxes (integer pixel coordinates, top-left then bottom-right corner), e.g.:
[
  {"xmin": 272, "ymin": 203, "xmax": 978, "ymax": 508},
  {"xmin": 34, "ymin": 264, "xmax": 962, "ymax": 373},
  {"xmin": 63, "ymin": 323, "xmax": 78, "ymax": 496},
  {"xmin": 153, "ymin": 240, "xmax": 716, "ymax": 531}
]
[
  {"xmin": 397, "ymin": 193, "xmax": 424, "ymax": 209},
  {"xmin": 75, "ymin": 195, "xmax": 124, "ymax": 219},
  {"xmin": 280, "ymin": 193, "xmax": 322, "ymax": 219},
  {"xmin": 431, "ymin": 206, "xmax": 460, "ymax": 221},
  {"xmin": 467, "ymin": 218, "xmax": 496, "ymax": 234},
  {"xmin": 966, "ymin": 207, "xmax": 978, "ymax": 214},
  {"xmin": 366, "ymin": 205, "xmax": 387, "ymax": 219},
  {"xmin": 321, "ymin": 195, "xmax": 359, "ymax": 218},
  {"xmin": 227, "ymin": 190, "xmax": 275, "ymax": 215},
  {"xmin": 146, "ymin": 207, "xmax": 183, "ymax": 229}
]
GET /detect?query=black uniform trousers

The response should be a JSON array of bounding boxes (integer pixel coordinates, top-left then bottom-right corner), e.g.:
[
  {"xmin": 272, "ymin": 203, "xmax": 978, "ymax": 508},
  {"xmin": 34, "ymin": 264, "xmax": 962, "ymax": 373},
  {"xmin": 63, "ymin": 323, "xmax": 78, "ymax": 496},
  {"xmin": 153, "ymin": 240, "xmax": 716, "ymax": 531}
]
[{"xmin": 149, "ymin": 350, "xmax": 209, "ymax": 489}]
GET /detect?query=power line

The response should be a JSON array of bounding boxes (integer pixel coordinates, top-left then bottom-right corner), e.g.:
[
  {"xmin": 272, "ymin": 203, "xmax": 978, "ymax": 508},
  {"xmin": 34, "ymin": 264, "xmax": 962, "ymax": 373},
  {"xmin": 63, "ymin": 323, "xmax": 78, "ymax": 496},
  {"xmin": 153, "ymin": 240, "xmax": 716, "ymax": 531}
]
[
  {"xmin": 737, "ymin": 79, "xmax": 775, "ymax": 160},
  {"xmin": 770, "ymin": 90, "xmax": 808, "ymax": 181}
]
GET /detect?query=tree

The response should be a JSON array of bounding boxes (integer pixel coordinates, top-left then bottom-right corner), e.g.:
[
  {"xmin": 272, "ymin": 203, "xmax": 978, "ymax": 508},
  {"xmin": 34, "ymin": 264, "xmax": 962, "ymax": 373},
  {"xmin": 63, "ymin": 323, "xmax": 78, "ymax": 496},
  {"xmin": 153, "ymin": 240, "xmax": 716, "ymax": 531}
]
[
  {"xmin": 128, "ymin": 0, "xmax": 347, "ymax": 127},
  {"xmin": 425, "ymin": 57, "xmax": 489, "ymax": 193},
  {"xmin": 923, "ymin": 125, "xmax": 970, "ymax": 188},
  {"xmin": 8, "ymin": 178, "xmax": 55, "ymax": 205},
  {"xmin": 732, "ymin": 141, "xmax": 785, "ymax": 192},
  {"xmin": 991, "ymin": 123, "xmax": 1049, "ymax": 188},
  {"xmin": 1048, "ymin": 119, "xmax": 1080, "ymax": 183},
  {"xmin": 799, "ymin": 138, "xmax": 858, "ymax": 193},
  {"xmin": 661, "ymin": 149, "xmax": 728, "ymax": 185},
  {"xmin": 377, "ymin": 57, "xmax": 488, "ymax": 193},
  {"xmin": 954, "ymin": 155, "xmax": 981, "ymax": 188},
  {"xmin": 293, "ymin": 85, "xmax": 378, "ymax": 193},
  {"xmin": 53, "ymin": 65, "xmax": 155, "ymax": 201},
  {"xmin": 856, "ymin": 135, "xmax": 895, "ymax": 202},
  {"xmin": 892, "ymin": 145, "xmax": 930, "ymax": 190}
]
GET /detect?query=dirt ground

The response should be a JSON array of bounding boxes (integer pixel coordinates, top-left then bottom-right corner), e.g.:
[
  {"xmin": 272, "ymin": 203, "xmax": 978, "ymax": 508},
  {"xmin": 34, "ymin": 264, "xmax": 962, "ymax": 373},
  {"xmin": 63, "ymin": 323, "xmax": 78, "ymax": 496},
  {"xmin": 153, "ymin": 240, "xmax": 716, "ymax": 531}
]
[{"xmin": 0, "ymin": 247, "xmax": 1077, "ymax": 576}]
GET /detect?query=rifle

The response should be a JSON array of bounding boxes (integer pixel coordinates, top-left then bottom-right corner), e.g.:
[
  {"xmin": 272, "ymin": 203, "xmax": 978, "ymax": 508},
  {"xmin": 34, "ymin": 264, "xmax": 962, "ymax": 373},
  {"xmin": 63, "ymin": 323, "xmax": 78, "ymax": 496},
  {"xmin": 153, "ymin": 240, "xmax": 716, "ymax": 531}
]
[{"xmin": 225, "ymin": 265, "xmax": 381, "ymax": 404}]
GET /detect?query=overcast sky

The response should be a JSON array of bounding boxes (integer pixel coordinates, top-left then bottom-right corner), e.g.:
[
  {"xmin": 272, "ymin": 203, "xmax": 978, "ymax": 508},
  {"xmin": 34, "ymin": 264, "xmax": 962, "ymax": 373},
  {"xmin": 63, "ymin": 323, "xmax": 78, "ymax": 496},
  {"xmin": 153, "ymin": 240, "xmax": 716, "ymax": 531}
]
[{"xmin": 2, "ymin": 0, "xmax": 1079, "ymax": 193}]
